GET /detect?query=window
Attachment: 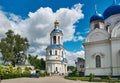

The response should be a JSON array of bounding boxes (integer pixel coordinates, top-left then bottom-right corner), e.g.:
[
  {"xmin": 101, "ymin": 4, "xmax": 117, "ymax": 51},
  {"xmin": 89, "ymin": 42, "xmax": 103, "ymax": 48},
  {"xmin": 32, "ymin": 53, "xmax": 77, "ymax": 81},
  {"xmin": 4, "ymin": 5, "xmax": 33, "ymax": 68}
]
[
  {"xmin": 80, "ymin": 65, "xmax": 84, "ymax": 68},
  {"xmin": 106, "ymin": 25, "xmax": 110, "ymax": 32},
  {"xmin": 80, "ymin": 65, "xmax": 83, "ymax": 68},
  {"xmin": 62, "ymin": 51, "xmax": 64, "ymax": 56},
  {"xmin": 53, "ymin": 36, "xmax": 56, "ymax": 44},
  {"xmin": 50, "ymin": 50, "xmax": 52, "ymax": 55},
  {"xmin": 96, "ymin": 55, "xmax": 101, "ymax": 68},
  {"xmin": 106, "ymin": 25, "xmax": 109, "ymax": 31},
  {"xmin": 83, "ymin": 65, "xmax": 84, "ymax": 68},
  {"xmin": 94, "ymin": 24, "xmax": 99, "ymax": 29},
  {"xmin": 56, "ymin": 67, "xmax": 58, "ymax": 71},
  {"xmin": 55, "ymin": 50, "xmax": 57, "ymax": 55},
  {"xmin": 58, "ymin": 36, "xmax": 60, "ymax": 44}
]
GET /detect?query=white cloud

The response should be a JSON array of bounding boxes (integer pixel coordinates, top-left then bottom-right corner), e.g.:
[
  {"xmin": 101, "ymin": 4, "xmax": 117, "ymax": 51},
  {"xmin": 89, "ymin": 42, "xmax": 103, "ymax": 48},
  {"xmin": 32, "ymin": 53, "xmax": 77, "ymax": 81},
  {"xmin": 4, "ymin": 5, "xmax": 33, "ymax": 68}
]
[
  {"xmin": 0, "ymin": 3, "xmax": 84, "ymax": 66},
  {"xmin": 9, "ymin": 13, "xmax": 22, "ymax": 23},
  {"xmin": 66, "ymin": 50, "xmax": 85, "ymax": 66},
  {"xmin": 76, "ymin": 32, "xmax": 81, "ymax": 35},
  {"xmin": 72, "ymin": 36, "xmax": 84, "ymax": 42}
]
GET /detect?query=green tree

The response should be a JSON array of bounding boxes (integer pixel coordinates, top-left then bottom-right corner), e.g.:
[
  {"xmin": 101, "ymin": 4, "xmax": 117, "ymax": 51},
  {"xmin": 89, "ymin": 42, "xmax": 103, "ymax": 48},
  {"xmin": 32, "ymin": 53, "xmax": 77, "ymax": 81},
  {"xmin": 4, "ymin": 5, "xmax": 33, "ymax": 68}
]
[
  {"xmin": 67, "ymin": 66, "xmax": 75, "ymax": 71},
  {"xmin": 28, "ymin": 54, "xmax": 45, "ymax": 70},
  {"xmin": 73, "ymin": 67, "xmax": 79, "ymax": 76},
  {"xmin": 0, "ymin": 30, "xmax": 29, "ymax": 66},
  {"xmin": 40, "ymin": 58, "xmax": 45, "ymax": 70}
]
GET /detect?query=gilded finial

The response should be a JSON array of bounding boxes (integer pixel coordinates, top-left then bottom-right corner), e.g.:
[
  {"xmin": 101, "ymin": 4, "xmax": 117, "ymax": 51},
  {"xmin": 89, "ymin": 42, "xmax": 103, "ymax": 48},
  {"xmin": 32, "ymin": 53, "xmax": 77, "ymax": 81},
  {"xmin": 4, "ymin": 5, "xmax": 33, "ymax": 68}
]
[{"xmin": 54, "ymin": 20, "xmax": 59, "ymax": 28}]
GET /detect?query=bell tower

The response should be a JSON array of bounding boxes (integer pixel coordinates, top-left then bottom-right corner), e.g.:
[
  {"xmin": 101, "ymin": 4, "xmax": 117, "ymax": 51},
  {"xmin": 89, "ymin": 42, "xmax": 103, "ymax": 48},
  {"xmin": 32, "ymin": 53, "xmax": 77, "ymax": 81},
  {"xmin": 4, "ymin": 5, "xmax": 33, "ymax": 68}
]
[
  {"xmin": 50, "ymin": 20, "xmax": 63, "ymax": 45},
  {"xmin": 46, "ymin": 20, "xmax": 67, "ymax": 75}
]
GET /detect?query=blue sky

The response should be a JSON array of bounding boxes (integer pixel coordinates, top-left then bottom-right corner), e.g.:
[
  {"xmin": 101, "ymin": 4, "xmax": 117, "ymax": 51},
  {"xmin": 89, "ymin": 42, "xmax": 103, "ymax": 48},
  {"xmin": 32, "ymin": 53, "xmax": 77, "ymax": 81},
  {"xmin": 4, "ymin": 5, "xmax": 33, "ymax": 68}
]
[{"xmin": 0, "ymin": 0, "xmax": 120, "ymax": 65}]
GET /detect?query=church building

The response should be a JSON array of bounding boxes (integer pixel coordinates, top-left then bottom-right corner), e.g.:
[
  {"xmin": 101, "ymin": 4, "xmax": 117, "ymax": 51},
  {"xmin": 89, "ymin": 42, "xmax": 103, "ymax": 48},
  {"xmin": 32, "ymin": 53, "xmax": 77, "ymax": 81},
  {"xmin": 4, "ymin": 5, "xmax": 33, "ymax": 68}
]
[
  {"xmin": 46, "ymin": 20, "xmax": 67, "ymax": 75},
  {"xmin": 83, "ymin": 1, "xmax": 120, "ymax": 77}
]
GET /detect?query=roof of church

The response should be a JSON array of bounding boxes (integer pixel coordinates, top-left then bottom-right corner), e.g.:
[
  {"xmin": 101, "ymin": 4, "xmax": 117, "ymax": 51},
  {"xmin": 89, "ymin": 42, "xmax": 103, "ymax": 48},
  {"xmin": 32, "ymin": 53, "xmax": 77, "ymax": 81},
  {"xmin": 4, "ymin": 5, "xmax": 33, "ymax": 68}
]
[
  {"xmin": 51, "ymin": 20, "xmax": 63, "ymax": 34},
  {"xmin": 90, "ymin": 2, "xmax": 120, "ymax": 22},
  {"xmin": 47, "ymin": 44, "xmax": 63, "ymax": 49},
  {"xmin": 90, "ymin": 5, "xmax": 104, "ymax": 23},
  {"xmin": 103, "ymin": 4, "xmax": 120, "ymax": 19},
  {"xmin": 51, "ymin": 28, "xmax": 62, "ymax": 33},
  {"xmin": 90, "ymin": 13, "xmax": 104, "ymax": 23}
]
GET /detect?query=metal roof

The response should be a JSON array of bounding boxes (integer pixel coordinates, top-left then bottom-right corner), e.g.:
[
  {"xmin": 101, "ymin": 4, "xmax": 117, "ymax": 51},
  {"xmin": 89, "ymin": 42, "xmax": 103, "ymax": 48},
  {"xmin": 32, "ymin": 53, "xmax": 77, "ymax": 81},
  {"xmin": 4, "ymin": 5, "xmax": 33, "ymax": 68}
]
[{"xmin": 103, "ymin": 5, "xmax": 120, "ymax": 19}]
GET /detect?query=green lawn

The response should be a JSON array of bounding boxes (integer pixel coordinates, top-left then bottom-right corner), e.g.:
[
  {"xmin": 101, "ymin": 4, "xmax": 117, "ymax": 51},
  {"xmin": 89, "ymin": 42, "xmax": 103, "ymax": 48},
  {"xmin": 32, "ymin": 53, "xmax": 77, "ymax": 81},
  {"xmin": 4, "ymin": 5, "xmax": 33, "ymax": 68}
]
[{"xmin": 64, "ymin": 76, "xmax": 120, "ymax": 82}]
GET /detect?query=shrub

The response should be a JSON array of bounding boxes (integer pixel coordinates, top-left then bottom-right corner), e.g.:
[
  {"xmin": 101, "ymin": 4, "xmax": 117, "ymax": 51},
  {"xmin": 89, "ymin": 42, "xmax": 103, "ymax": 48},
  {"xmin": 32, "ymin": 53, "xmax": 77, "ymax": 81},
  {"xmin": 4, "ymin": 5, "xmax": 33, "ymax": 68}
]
[
  {"xmin": 44, "ymin": 70, "xmax": 49, "ymax": 76},
  {"xmin": 38, "ymin": 71, "xmax": 45, "ymax": 77},
  {"xmin": 0, "ymin": 65, "xmax": 32, "ymax": 79},
  {"xmin": 16, "ymin": 66, "xmax": 22, "ymax": 77},
  {"xmin": 22, "ymin": 67, "xmax": 31, "ymax": 77},
  {"xmin": 72, "ymin": 68, "xmax": 79, "ymax": 76},
  {"xmin": 89, "ymin": 73, "xmax": 94, "ymax": 82},
  {"xmin": 107, "ymin": 74, "xmax": 111, "ymax": 82}
]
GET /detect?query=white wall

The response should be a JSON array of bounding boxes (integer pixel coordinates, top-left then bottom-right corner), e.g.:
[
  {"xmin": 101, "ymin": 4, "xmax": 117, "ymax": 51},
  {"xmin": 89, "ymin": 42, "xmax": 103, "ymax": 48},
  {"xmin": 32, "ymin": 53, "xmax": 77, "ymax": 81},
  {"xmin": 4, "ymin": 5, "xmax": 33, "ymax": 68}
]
[
  {"xmin": 111, "ymin": 38, "xmax": 120, "ymax": 76},
  {"xmin": 84, "ymin": 40, "xmax": 111, "ymax": 76}
]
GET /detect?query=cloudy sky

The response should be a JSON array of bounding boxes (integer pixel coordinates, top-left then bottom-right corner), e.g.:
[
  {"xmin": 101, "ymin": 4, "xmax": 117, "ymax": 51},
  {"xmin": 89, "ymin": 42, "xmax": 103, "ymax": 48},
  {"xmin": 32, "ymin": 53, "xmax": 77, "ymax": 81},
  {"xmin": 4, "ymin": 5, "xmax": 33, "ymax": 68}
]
[{"xmin": 0, "ymin": 0, "xmax": 120, "ymax": 66}]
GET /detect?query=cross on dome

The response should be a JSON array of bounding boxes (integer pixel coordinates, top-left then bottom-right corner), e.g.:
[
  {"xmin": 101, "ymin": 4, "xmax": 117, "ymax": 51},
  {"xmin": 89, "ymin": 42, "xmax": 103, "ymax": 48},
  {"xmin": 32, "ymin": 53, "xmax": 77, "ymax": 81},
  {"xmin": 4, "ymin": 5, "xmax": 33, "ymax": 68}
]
[
  {"xmin": 113, "ymin": 0, "xmax": 116, "ymax": 5},
  {"xmin": 54, "ymin": 20, "xmax": 59, "ymax": 28},
  {"xmin": 94, "ymin": 4, "xmax": 98, "ymax": 14}
]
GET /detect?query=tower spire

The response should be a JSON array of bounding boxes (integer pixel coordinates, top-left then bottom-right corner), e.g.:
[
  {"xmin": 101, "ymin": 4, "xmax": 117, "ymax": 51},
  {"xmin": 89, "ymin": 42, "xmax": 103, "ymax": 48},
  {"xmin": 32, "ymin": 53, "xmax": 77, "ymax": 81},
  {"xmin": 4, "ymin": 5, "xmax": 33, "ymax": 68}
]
[
  {"xmin": 113, "ymin": 0, "xmax": 116, "ymax": 5},
  {"xmin": 94, "ymin": 4, "xmax": 98, "ymax": 14},
  {"xmin": 54, "ymin": 20, "xmax": 59, "ymax": 28}
]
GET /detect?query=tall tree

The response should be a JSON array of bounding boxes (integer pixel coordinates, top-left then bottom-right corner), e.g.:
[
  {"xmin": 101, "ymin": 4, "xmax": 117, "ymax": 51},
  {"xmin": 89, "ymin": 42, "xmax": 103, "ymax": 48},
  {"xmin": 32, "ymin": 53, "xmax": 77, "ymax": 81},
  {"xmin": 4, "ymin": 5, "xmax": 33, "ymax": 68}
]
[
  {"xmin": 67, "ymin": 66, "xmax": 76, "ymax": 71},
  {"xmin": 40, "ymin": 58, "xmax": 45, "ymax": 70},
  {"xmin": 0, "ymin": 30, "xmax": 29, "ymax": 66},
  {"xmin": 28, "ymin": 54, "xmax": 46, "ymax": 70}
]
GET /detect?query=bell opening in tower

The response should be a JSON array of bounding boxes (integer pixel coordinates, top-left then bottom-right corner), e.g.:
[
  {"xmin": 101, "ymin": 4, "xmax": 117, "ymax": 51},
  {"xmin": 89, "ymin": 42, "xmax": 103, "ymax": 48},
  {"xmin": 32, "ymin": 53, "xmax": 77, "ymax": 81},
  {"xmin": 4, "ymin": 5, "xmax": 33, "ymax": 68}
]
[
  {"xmin": 58, "ymin": 36, "xmax": 60, "ymax": 44},
  {"xmin": 53, "ymin": 36, "xmax": 56, "ymax": 44},
  {"xmin": 94, "ymin": 23, "xmax": 99, "ymax": 29},
  {"xmin": 56, "ymin": 67, "xmax": 58, "ymax": 72}
]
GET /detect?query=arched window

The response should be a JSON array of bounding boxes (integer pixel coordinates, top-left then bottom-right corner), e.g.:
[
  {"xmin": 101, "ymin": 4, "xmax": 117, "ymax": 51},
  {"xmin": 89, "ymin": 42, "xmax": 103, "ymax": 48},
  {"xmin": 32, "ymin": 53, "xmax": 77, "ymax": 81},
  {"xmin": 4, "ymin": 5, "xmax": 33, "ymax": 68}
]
[
  {"xmin": 62, "ymin": 51, "xmax": 64, "ymax": 57},
  {"xmin": 106, "ymin": 25, "xmax": 110, "ymax": 32},
  {"xmin": 55, "ymin": 50, "xmax": 57, "ymax": 55},
  {"xmin": 106, "ymin": 25, "xmax": 109, "ymax": 31},
  {"xmin": 58, "ymin": 36, "xmax": 60, "ymax": 44},
  {"xmin": 53, "ymin": 36, "xmax": 56, "ymax": 44},
  {"xmin": 96, "ymin": 55, "xmax": 101, "ymax": 68},
  {"xmin": 94, "ymin": 24, "xmax": 99, "ymax": 29},
  {"xmin": 56, "ymin": 67, "xmax": 58, "ymax": 71},
  {"xmin": 49, "ymin": 50, "xmax": 52, "ymax": 55}
]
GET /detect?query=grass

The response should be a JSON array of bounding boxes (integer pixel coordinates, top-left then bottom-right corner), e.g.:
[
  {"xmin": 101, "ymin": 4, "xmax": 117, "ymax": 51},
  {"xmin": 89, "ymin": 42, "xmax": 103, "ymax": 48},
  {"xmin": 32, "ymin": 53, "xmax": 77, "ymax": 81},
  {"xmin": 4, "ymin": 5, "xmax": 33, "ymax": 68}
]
[
  {"xmin": 64, "ymin": 76, "xmax": 120, "ymax": 82},
  {"xmin": 64, "ymin": 76, "xmax": 89, "ymax": 81}
]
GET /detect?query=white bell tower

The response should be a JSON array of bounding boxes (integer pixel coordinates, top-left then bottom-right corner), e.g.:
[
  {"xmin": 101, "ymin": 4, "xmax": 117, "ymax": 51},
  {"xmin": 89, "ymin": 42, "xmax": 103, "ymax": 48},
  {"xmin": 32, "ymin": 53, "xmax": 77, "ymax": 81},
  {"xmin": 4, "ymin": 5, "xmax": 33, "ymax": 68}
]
[{"xmin": 46, "ymin": 20, "xmax": 67, "ymax": 75}]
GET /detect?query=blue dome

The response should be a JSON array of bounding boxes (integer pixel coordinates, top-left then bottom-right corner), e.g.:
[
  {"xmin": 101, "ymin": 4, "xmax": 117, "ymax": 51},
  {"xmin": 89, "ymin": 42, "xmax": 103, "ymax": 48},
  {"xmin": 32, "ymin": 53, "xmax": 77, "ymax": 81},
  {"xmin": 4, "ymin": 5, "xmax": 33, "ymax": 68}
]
[
  {"xmin": 90, "ymin": 13, "xmax": 104, "ymax": 23},
  {"xmin": 51, "ymin": 28, "xmax": 62, "ymax": 33},
  {"xmin": 103, "ymin": 5, "xmax": 120, "ymax": 19},
  {"xmin": 62, "ymin": 58, "xmax": 67, "ymax": 63},
  {"xmin": 47, "ymin": 44, "xmax": 63, "ymax": 49}
]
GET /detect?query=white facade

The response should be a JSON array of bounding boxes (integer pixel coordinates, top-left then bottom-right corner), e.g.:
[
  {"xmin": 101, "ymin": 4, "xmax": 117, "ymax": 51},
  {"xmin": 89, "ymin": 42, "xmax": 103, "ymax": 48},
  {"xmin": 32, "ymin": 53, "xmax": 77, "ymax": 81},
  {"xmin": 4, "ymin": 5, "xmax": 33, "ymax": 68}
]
[
  {"xmin": 83, "ymin": 4, "xmax": 120, "ymax": 77},
  {"xmin": 46, "ymin": 21, "xmax": 67, "ymax": 75}
]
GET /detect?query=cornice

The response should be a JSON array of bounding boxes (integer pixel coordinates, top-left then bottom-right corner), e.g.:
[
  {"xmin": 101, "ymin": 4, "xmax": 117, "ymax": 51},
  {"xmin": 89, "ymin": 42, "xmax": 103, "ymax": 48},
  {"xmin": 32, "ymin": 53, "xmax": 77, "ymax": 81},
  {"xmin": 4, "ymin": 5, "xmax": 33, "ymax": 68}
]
[{"xmin": 83, "ymin": 39, "xmax": 109, "ymax": 46}]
